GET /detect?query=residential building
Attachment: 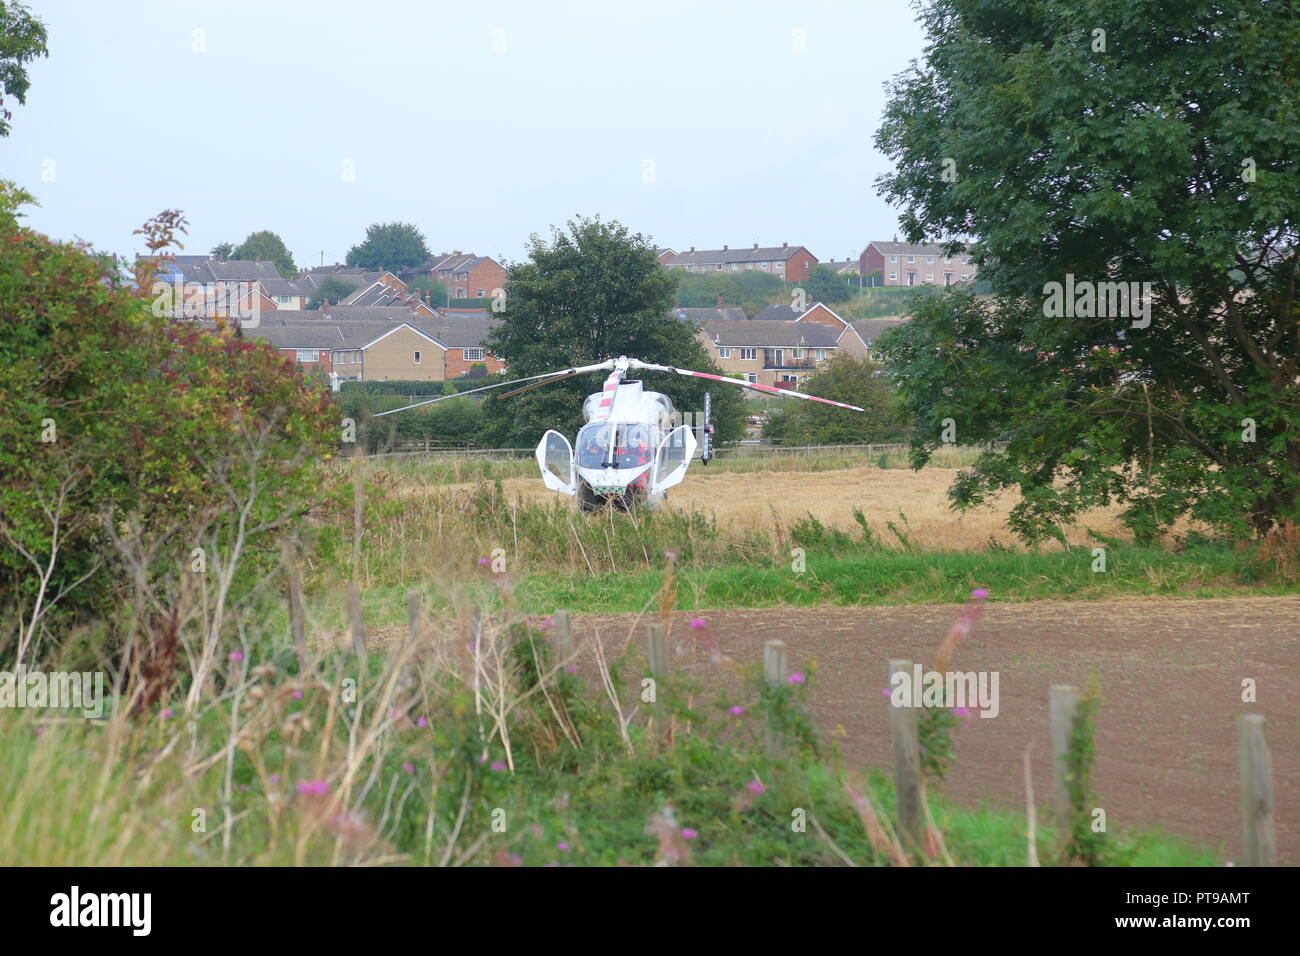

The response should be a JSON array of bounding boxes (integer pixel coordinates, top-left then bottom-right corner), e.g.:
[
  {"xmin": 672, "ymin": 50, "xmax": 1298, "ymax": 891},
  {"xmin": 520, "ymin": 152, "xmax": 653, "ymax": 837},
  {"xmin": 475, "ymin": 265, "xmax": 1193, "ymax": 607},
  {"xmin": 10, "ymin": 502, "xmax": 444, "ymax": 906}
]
[
  {"xmin": 402, "ymin": 252, "xmax": 509, "ymax": 301},
  {"xmin": 694, "ymin": 318, "xmax": 841, "ymax": 388},
  {"xmin": 248, "ymin": 311, "xmax": 503, "ymax": 383},
  {"xmin": 859, "ymin": 238, "xmax": 976, "ymax": 287},
  {"xmin": 749, "ymin": 302, "xmax": 906, "ymax": 362},
  {"xmin": 663, "ymin": 243, "xmax": 819, "ymax": 283}
]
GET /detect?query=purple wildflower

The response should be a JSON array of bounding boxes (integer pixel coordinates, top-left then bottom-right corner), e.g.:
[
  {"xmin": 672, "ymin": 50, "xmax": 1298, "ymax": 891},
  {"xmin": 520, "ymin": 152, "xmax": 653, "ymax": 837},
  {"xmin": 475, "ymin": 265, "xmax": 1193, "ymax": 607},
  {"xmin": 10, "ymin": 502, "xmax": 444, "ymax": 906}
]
[
  {"xmin": 786, "ymin": 672, "xmax": 805, "ymax": 685},
  {"xmin": 728, "ymin": 705, "xmax": 746, "ymax": 716},
  {"xmin": 682, "ymin": 828, "xmax": 698, "ymax": 840}
]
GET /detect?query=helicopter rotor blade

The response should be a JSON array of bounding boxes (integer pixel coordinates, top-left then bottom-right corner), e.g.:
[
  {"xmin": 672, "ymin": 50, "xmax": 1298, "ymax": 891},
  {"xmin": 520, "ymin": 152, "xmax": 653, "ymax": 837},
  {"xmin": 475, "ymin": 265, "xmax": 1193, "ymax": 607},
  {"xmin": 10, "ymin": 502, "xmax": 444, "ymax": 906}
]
[
  {"xmin": 372, "ymin": 360, "xmax": 614, "ymax": 417},
  {"xmin": 627, "ymin": 360, "xmax": 865, "ymax": 412},
  {"xmin": 497, "ymin": 367, "xmax": 585, "ymax": 398}
]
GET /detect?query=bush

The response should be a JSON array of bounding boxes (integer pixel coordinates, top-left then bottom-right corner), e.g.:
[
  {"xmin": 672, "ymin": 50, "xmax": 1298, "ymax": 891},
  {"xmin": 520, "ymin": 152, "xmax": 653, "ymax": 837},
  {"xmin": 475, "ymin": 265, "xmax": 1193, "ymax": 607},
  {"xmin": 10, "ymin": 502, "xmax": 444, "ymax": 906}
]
[{"xmin": 0, "ymin": 181, "xmax": 335, "ymax": 659}]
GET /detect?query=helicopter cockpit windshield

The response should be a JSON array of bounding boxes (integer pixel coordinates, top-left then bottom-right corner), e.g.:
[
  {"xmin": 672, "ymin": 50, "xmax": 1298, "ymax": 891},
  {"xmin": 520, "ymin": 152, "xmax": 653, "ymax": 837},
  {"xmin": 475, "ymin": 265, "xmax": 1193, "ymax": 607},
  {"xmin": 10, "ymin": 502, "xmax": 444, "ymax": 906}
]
[{"xmin": 576, "ymin": 422, "xmax": 654, "ymax": 469}]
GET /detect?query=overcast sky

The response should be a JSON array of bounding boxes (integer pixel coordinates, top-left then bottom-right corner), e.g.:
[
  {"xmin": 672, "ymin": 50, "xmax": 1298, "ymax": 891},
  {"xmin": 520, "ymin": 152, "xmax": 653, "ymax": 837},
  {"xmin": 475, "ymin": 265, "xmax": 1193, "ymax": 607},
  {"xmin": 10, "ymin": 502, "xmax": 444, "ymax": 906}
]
[{"xmin": 3, "ymin": 0, "xmax": 927, "ymax": 267}]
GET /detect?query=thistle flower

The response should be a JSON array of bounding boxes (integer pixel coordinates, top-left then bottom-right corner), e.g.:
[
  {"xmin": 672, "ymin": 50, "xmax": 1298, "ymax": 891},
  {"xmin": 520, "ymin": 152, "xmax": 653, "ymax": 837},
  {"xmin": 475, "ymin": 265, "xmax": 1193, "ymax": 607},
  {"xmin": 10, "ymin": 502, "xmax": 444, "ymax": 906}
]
[
  {"xmin": 728, "ymin": 705, "xmax": 745, "ymax": 716},
  {"xmin": 682, "ymin": 828, "xmax": 698, "ymax": 840},
  {"xmin": 787, "ymin": 672, "xmax": 805, "ymax": 685},
  {"xmin": 296, "ymin": 779, "xmax": 329, "ymax": 796}
]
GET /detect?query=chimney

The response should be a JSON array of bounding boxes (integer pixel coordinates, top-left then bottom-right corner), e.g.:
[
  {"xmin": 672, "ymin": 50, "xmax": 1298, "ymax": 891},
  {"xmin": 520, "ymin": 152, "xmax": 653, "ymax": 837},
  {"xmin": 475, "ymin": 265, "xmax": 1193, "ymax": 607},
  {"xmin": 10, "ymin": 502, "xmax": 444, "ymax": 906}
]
[
  {"xmin": 322, "ymin": 301, "xmax": 331, "ymax": 316},
  {"xmin": 690, "ymin": 246, "xmax": 695, "ymax": 253},
  {"xmin": 453, "ymin": 249, "xmax": 461, "ymax": 256},
  {"xmin": 783, "ymin": 242, "xmax": 788, "ymax": 248},
  {"xmin": 753, "ymin": 242, "xmax": 758, "ymax": 249},
  {"xmin": 893, "ymin": 234, "xmax": 898, "ymax": 243},
  {"xmin": 722, "ymin": 244, "xmax": 728, "ymax": 251}
]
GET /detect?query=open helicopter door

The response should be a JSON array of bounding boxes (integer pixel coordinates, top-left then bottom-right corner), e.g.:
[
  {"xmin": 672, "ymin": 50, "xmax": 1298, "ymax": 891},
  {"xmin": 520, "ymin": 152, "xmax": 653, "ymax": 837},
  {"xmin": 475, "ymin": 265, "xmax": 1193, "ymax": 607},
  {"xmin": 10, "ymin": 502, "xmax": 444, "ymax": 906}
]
[
  {"xmin": 535, "ymin": 430, "xmax": 577, "ymax": 495},
  {"xmin": 650, "ymin": 424, "xmax": 698, "ymax": 495}
]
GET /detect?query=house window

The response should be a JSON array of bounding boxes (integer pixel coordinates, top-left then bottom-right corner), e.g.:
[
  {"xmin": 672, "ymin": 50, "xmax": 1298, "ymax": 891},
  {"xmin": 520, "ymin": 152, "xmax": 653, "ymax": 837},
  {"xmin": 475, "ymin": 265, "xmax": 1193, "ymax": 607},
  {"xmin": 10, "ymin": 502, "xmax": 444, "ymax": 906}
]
[
  {"xmin": 745, "ymin": 263, "xmax": 753, "ymax": 270},
  {"xmin": 774, "ymin": 261, "xmax": 784, "ymax": 270},
  {"xmin": 772, "ymin": 349, "xmax": 784, "ymax": 366},
  {"xmin": 760, "ymin": 262, "xmax": 769, "ymax": 269},
  {"xmin": 731, "ymin": 263, "xmax": 738, "ymax": 271},
  {"xmin": 476, "ymin": 289, "xmax": 484, "ymax": 297},
  {"xmin": 299, "ymin": 349, "xmax": 319, "ymax": 362},
  {"xmin": 745, "ymin": 373, "xmax": 758, "ymax": 384},
  {"xmin": 926, "ymin": 273, "xmax": 934, "ymax": 281},
  {"xmin": 927, "ymin": 256, "xmax": 934, "ymax": 263},
  {"xmin": 718, "ymin": 347, "xmax": 731, "ymax": 359},
  {"xmin": 275, "ymin": 295, "xmax": 292, "ymax": 304},
  {"xmin": 414, "ymin": 350, "xmax": 422, "ymax": 364},
  {"xmin": 889, "ymin": 255, "xmax": 897, "ymax": 262},
  {"xmin": 906, "ymin": 255, "xmax": 914, "ymax": 262},
  {"xmin": 715, "ymin": 264, "xmax": 723, "ymax": 271},
  {"xmin": 944, "ymin": 274, "xmax": 953, "ymax": 286},
  {"xmin": 814, "ymin": 348, "xmax": 827, "ymax": 360},
  {"xmin": 740, "ymin": 348, "xmax": 756, "ymax": 360},
  {"xmin": 464, "ymin": 347, "xmax": 485, "ymax": 361},
  {"xmin": 792, "ymin": 348, "xmax": 804, "ymax": 358},
  {"xmin": 888, "ymin": 273, "xmax": 897, "ymax": 281},
  {"xmin": 960, "ymin": 274, "xmax": 969, "ymax": 281}
]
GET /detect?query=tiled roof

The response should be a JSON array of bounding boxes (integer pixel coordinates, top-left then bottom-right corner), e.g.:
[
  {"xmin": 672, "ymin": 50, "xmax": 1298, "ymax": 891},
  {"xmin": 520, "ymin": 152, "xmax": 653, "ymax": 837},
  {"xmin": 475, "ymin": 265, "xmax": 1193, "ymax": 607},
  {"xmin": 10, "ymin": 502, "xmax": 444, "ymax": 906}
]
[
  {"xmin": 848, "ymin": 318, "xmax": 908, "ymax": 345},
  {"xmin": 671, "ymin": 307, "xmax": 748, "ymax": 323},
  {"xmin": 667, "ymin": 245, "xmax": 809, "ymax": 266},
  {"xmin": 699, "ymin": 319, "xmax": 839, "ymax": 348},
  {"xmin": 867, "ymin": 240, "xmax": 971, "ymax": 259}
]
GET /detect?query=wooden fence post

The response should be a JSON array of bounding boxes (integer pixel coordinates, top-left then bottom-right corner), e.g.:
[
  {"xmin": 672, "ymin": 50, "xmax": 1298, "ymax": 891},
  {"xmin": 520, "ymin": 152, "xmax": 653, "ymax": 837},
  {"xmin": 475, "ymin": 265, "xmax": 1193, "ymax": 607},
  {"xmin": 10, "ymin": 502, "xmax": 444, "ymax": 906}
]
[
  {"xmin": 888, "ymin": 659, "xmax": 924, "ymax": 850},
  {"xmin": 1049, "ymin": 685, "xmax": 1081, "ymax": 819},
  {"xmin": 764, "ymin": 639, "xmax": 788, "ymax": 757},
  {"xmin": 278, "ymin": 537, "xmax": 308, "ymax": 671},
  {"xmin": 646, "ymin": 622, "xmax": 667, "ymax": 676},
  {"xmin": 1238, "ymin": 713, "xmax": 1277, "ymax": 866},
  {"xmin": 404, "ymin": 591, "xmax": 422, "ymax": 647},
  {"xmin": 552, "ymin": 609, "xmax": 573, "ymax": 661},
  {"xmin": 347, "ymin": 583, "xmax": 366, "ymax": 662}
]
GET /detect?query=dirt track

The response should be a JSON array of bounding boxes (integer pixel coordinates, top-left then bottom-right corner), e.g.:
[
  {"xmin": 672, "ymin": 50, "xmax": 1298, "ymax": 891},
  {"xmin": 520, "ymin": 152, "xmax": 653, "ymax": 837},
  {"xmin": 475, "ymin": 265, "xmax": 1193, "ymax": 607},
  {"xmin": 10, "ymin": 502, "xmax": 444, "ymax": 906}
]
[{"xmin": 573, "ymin": 596, "xmax": 1300, "ymax": 863}]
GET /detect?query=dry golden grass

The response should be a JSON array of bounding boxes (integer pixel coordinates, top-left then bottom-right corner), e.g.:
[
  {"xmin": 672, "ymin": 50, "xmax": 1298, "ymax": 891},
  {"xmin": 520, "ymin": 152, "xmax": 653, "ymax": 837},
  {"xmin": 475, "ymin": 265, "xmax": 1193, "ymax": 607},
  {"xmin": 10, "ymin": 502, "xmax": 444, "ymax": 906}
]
[{"xmin": 413, "ymin": 465, "xmax": 1136, "ymax": 552}]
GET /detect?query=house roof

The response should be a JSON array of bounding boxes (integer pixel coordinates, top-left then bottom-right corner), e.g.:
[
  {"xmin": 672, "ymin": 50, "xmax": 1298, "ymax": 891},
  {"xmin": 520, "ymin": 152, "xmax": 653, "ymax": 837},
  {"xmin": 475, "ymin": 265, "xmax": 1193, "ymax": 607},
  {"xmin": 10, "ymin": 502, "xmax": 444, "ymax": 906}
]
[
  {"xmin": 849, "ymin": 318, "xmax": 908, "ymax": 344},
  {"xmin": 420, "ymin": 318, "xmax": 499, "ymax": 349},
  {"xmin": 817, "ymin": 258, "xmax": 860, "ymax": 274},
  {"xmin": 671, "ymin": 307, "xmax": 748, "ymax": 323},
  {"xmin": 262, "ymin": 277, "xmax": 315, "ymax": 296},
  {"xmin": 249, "ymin": 314, "xmax": 497, "ymax": 352},
  {"xmin": 867, "ymin": 240, "xmax": 971, "ymax": 259},
  {"xmin": 667, "ymin": 245, "xmax": 810, "ymax": 266},
  {"xmin": 750, "ymin": 304, "xmax": 814, "ymax": 322},
  {"xmin": 199, "ymin": 260, "xmax": 283, "ymax": 282},
  {"xmin": 699, "ymin": 319, "xmax": 839, "ymax": 349}
]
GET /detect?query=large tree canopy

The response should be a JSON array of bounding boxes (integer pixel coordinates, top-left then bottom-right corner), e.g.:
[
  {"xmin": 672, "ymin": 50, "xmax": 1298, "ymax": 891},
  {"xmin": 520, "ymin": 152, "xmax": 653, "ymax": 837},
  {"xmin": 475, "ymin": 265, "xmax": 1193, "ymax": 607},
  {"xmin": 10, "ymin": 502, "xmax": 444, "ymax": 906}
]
[
  {"xmin": 875, "ymin": 0, "xmax": 1300, "ymax": 541},
  {"xmin": 345, "ymin": 221, "xmax": 430, "ymax": 272},
  {"xmin": 233, "ymin": 230, "xmax": 296, "ymax": 278},
  {"xmin": 484, "ymin": 217, "xmax": 744, "ymax": 447}
]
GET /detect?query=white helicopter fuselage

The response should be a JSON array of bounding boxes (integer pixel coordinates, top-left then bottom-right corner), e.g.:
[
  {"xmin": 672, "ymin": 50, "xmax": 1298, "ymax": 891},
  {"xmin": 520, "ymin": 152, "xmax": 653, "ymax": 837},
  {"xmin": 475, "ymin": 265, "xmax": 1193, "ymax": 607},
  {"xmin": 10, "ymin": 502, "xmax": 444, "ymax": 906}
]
[{"xmin": 535, "ymin": 378, "xmax": 698, "ymax": 505}]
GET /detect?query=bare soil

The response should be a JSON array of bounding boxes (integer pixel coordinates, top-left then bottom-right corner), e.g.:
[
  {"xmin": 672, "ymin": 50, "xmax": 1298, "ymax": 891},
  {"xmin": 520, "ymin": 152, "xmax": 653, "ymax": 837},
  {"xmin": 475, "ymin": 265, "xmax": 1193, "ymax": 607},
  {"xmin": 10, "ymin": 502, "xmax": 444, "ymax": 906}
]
[{"xmin": 572, "ymin": 596, "xmax": 1300, "ymax": 863}]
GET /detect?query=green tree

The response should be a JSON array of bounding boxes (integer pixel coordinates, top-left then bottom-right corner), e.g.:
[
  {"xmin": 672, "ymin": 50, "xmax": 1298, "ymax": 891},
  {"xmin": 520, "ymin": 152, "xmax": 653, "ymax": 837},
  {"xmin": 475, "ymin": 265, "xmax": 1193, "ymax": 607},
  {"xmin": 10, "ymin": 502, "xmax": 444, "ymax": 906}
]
[
  {"xmin": 802, "ymin": 265, "xmax": 852, "ymax": 304},
  {"xmin": 232, "ymin": 230, "xmax": 296, "ymax": 277},
  {"xmin": 875, "ymin": 0, "xmax": 1300, "ymax": 541},
  {"xmin": 761, "ymin": 355, "xmax": 902, "ymax": 445},
  {"xmin": 345, "ymin": 222, "xmax": 431, "ymax": 272},
  {"xmin": 210, "ymin": 240, "xmax": 235, "ymax": 259},
  {"xmin": 0, "ymin": 1, "xmax": 47, "ymax": 138},
  {"xmin": 307, "ymin": 275, "xmax": 356, "ymax": 309},
  {"xmin": 484, "ymin": 216, "xmax": 744, "ymax": 447}
]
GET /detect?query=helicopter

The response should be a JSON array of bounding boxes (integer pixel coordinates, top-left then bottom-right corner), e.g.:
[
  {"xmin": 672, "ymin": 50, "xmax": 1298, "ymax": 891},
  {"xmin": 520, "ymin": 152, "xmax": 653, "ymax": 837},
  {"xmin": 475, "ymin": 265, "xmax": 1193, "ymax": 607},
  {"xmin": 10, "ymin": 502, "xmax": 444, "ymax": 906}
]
[{"xmin": 374, "ymin": 356, "xmax": 863, "ymax": 510}]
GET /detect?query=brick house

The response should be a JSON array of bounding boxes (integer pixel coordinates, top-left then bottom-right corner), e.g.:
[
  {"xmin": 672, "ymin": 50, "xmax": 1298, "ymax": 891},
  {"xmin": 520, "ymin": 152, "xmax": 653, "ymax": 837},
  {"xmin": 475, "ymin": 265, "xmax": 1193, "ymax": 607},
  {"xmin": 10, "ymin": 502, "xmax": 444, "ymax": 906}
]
[
  {"xmin": 403, "ymin": 252, "xmax": 509, "ymax": 301},
  {"xmin": 250, "ymin": 310, "xmax": 503, "ymax": 383},
  {"xmin": 664, "ymin": 243, "xmax": 819, "ymax": 283},
  {"xmin": 859, "ymin": 239, "xmax": 976, "ymax": 287},
  {"xmin": 750, "ymin": 302, "xmax": 907, "ymax": 362},
  {"xmin": 693, "ymin": 318, "xmax": 841, "ymax": 388}
]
